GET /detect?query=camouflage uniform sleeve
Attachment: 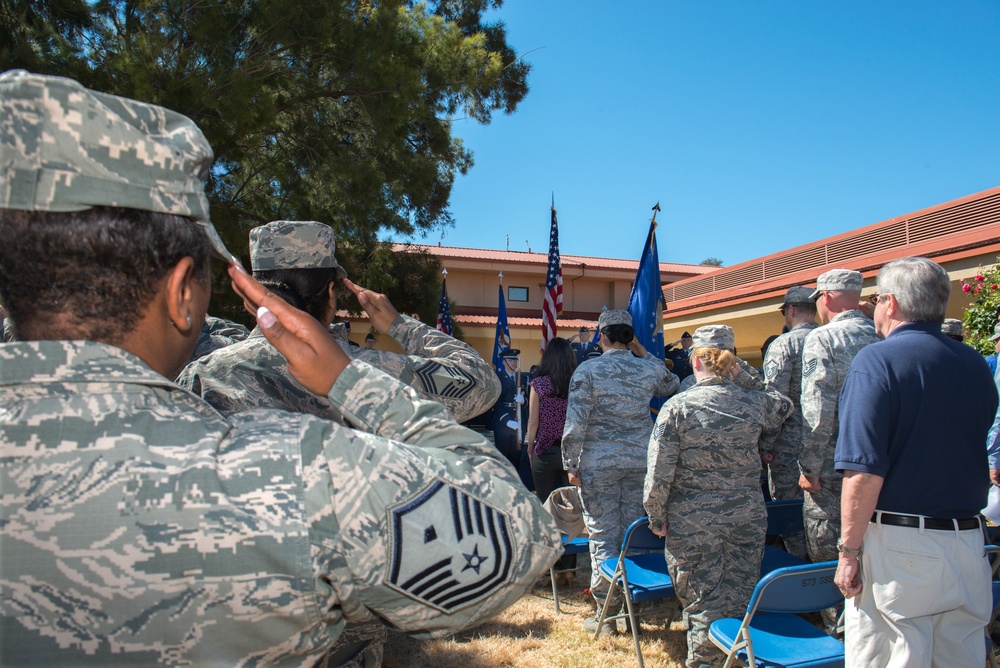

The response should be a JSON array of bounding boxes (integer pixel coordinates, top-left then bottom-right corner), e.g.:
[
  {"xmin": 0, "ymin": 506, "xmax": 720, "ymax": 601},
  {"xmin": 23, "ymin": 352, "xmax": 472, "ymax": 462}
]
[
  {"xmin": 643, "ymin": 407, "xmax": 681, "ymax": 534},
  {"xmin": 306, "ymin": 359, "xmax": 562, "ymax": 637},
  {"xmin": 799, "ymin": 334, "xmax": 836, "ymax": 477},
  {"xmin": 561, "ymin": 367, "xmax": 595, "ymax": 474},
  {"xmin": 759, "ymin": 339, "xmax": 792, "ymax": 455},
  {"xmin": 733, "ymin": 357, "xmax": 765, "ymax": 390},
  {"xmin": 651, "ymin": 360, "xmax": 680, "ymax": 398},
  {"xmin": 347, "ymin": 315, "xmax": 501, "ymax": 423}
]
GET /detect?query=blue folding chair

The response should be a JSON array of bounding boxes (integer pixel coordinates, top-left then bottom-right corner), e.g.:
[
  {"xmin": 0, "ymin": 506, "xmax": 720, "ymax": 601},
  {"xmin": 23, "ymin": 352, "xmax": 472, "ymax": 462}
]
[
  {"xmin": 551, "ymin": 534, "xmax": 590, "ymax": 613},
  {"xmin": 594, "ymin": 516, "xmax": 676, "ymax": 668},
  {"xmin": 709, "ymin": 560, "xmax": 844, "ymax": 668}
]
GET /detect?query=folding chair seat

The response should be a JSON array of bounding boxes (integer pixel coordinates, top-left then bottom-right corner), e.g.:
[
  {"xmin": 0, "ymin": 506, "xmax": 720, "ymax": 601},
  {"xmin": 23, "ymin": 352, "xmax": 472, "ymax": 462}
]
[
  {"xmin": 593, "ymin": 517, "xmax": 676, "ymax": 668},
  {"xmin": 709, "ymin": 560, "xmax": 844, "ymax": 668},
  {"xmin": 551, "ymin": 535, "xmax": 590, "ymax": 613}
]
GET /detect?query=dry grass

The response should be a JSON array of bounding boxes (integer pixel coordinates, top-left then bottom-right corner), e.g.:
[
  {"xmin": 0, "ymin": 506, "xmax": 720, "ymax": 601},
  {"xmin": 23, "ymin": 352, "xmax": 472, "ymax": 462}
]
[{"xmin": 383, "ymin": 565, "xmax": 689, "ymax": 668}]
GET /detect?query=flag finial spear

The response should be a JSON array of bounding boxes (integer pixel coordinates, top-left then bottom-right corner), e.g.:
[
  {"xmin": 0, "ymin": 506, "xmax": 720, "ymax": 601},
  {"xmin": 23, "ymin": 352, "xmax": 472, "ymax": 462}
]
[
  {"xmin": 651, "ymin": 201, "xmax": 661, "ymax": 227},
  {"xmin": 442, "ymin": 267, "xmax": 448, "ymax": 277},
  {"xmin": 498, "ymin": 271, "xmax": 504, "ymax": 283}
]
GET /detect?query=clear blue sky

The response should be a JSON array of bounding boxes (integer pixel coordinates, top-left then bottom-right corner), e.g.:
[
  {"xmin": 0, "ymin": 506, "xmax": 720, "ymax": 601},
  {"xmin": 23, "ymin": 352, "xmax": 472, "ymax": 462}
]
[{"xmin": 390, "ymin": 1, "xmax": 1000, "ymax": 268}]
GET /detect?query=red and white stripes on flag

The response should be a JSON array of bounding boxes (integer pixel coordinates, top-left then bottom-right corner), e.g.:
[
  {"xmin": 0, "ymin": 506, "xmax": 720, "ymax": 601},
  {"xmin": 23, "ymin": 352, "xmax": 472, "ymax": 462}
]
[{"xmin": 541, "ymin": 203, "xmax": 563, "ymax": 350}]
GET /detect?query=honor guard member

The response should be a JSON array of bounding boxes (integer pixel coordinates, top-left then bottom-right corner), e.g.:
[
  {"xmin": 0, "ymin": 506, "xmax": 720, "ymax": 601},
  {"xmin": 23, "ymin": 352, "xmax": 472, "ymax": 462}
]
[
  {"xmin": 758, "ymin": 285, "xmax": 819, "ymax": 557},
  {"xmin": 798, "ymin": 269, "xmax": 880, "ymax": 569},
  {"xmin": 489, "ymin": 347, "xmax": 529, "ymax": 470},
  {"xmin": 562, "ymin": 309, "xmax": 680, "ymax": 632},
  {"xmin": 0, "ymin": 70, "xmax": 560, "ymax": 667},
  {"xmin": 645, "ymin": 325, "xmax": 793, "ymax": 668},
  {"xmin": 665, "ymin": 331, "xmax": 695, "ymax": 380},
  {"xmin": 180, "ymin": 220, "xmax": 501, "ymax": 424}
]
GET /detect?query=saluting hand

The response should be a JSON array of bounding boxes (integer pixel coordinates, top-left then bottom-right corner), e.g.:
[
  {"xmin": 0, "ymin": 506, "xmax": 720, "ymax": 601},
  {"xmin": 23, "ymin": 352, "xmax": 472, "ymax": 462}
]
[
  {"xmin": 229, "ymin": 264, "xmax": 350, "ymax": 397},
  {"xmin": 344, "ymin": 279, "xmax": 399, "ymax": 334}
]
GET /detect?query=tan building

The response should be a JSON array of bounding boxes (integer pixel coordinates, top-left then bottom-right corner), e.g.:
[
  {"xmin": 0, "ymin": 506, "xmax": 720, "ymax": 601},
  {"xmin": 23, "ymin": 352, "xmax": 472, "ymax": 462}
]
[
  {"xmin": 390, "ymin": 244, "xmax": 712, "ymax": 369},
  {"xmin": 662, "ymin": 185, "xmax": 1000, "ymax": 366}
]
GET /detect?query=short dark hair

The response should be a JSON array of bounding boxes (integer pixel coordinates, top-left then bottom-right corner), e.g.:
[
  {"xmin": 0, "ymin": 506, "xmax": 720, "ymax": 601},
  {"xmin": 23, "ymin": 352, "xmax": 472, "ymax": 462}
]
[
  {"xmin": 0, "ymin": 207, "xmax": 211, "ymax": 343},
  {"xmin": 602, "ymin": 323, "xmax": 634, "ymax": 345},
  {"xmin": 254, "ymin": 268, "xmax": 338, "ymax": 322}
]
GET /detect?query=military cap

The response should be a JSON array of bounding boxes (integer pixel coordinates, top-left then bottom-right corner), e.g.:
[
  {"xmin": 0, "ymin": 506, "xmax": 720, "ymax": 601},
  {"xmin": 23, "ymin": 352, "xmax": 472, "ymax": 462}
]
[
  {"xmin": 365, "ymin": 332, "xmax": 376, "ymax": 342},
  {"xmin": 498, "ymin": 347, "xmax": 520, "ymax": 358},
  {"xmin": 249, "ymin": 220, "xmax": 347, "ymax": 279},
  {"xmin": 0, "ymin": 69, "xmax": 237, "ymax": 265},
  {"xmin": 691, "ymin": 324, "xmax": 735, "ymax": 350},
  {"xmin": 941, "ymin": 318, "xmax": 963, "ymax": 338},
  {"xmin": 781, "ymin": 286, "xmax": 815, "ymax": 307},
  {"xmin": 681, "ymin": 331, "xmax": 692, "ymax": 339},
  {"xmin": 586, "ymin": 348, "xmax": 603, "ymax": 359},
  {"xmin": 990, "ymin": 323, "xmax": 1000, "ymax": 342},
  {"xmin": 598, "ymin": 309, "xmax": 632, "ymax": 330},
  {"xmin": 809, "ymin": 268, "xmax": 863, "ymax": 299}
]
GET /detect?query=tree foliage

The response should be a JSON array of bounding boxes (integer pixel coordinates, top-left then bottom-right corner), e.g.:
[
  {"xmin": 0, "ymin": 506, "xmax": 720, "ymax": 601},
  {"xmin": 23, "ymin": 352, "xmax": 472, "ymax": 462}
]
[
  {"xmin": 2, "ymin": 0, "xmax": 526, "ymax": 322},
  {"xmin": 698, "ymin": 257, "xmax": 724, "ymax": 267},
  {"xmin": 961, "ymin": 260, "xmax": 1000, "ymax": 355}
]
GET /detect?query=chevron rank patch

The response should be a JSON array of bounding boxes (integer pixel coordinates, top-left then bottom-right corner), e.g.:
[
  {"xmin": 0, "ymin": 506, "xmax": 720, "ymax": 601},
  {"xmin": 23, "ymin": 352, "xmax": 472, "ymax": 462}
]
[
  {"xmin": 387, "ymin": 481, "xmax": 513, "ymax": 612},
  {"xmin": 764, "ymin": 358, "xmax": 779, "ymax": 381},
  {"xmin": 412, "ymin": 362, "xmax": 475, "ymax": 400},
  {"xmin": 802, "ymin": 358, "xmax": 817, "ymax": 377}
]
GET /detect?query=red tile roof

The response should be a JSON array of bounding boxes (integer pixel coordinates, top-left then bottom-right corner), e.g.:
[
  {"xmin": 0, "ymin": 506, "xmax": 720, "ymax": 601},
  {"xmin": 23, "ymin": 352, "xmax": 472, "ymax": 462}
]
[{"xmin": 393, "ymin": 243, "xmax": 713, "ymax": 276}]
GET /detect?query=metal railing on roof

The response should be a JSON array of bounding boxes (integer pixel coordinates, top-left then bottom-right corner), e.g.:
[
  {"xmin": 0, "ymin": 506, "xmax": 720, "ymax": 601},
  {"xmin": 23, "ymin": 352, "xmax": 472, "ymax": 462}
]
[{"xmin": 664, "ymin": 190, "xmax": 1000, "ymax": 305}]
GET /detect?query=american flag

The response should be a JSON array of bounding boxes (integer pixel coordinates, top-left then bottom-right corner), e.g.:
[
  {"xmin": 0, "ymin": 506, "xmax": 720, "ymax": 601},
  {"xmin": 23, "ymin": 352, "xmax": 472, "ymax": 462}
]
[
  {"xmin": 541, "ymin": 203, "xmax": 563, "ymax": 349},
  {"xmin": 436, "ymin": 278, "xmax": 453, "ymax": 335}
]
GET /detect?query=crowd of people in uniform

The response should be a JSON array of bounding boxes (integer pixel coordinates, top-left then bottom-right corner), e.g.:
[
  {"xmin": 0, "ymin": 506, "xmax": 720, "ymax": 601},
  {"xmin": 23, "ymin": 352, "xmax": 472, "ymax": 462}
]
[{"xmin": 2, "ymin": 68, "xmax": 998, "ymax": 668}]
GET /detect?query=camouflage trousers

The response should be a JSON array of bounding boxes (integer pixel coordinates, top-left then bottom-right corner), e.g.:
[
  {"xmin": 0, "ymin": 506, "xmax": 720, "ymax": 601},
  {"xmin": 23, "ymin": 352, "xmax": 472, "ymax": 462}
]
[
  {"xmin": 579, "ymin": 467, "xmax": 647, "ymax": 604},
  {"xmin": 324, "ymin": 622, "xmax": 386, "ymax": 668},
  {"xmin": 803, "ymin": 476, "xmax": 843, "ymax": 632},
  {"xmin": 803, "ymin": 476, "xmax": 842, "ymax": 563},
  {"xmin": 766, "ymin": 454, "xmax": 806, "ymax": 558},
  {"xmin": 665, "ymin": 512, "xmax": 766, "ymax": 668}
]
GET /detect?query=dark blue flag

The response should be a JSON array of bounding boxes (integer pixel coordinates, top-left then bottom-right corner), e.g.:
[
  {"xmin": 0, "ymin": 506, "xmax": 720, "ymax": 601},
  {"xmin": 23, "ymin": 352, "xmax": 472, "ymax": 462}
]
[
  {"xmin": 627, "ymin": 221, "xmax": 666, "ymax": 416},
  {"xmin": 492, "ymin": 285, "xmax": 511, "ymax": 371}
]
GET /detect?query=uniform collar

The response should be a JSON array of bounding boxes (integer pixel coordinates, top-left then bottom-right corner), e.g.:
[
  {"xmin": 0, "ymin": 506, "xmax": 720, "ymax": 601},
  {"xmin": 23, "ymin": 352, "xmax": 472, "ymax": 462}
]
[{"xmin": 829, "ymin": 309, "xmax": 869, "ymax": 324}]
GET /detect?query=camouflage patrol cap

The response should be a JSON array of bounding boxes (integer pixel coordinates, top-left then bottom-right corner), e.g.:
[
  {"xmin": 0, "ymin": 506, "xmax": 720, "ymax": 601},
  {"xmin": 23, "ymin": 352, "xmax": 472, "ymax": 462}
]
[
  {"xmin": 941, "ymin": 318, "xmax": 963, "ymax": 338},
  {"xmin": 0, "ymin": 69, "xmax": 238, "ymax": 265},
  {"xmin": 782, "ymin": 286, "xmax": 815, "ymax": 307},
  {"xmin": 809, "ymin": 269, "xmax": 863, "ymax": 299},
  {"xmin": 249, "ymin": 220, "xmax": 348, "ymax": 279},
  {"xmin": 691, "ymin": 324, "xmax": 735, "ymax": 350},
  {"xmin": 598, "ymin": 309, "xmax": 632, "ymax": 330}
]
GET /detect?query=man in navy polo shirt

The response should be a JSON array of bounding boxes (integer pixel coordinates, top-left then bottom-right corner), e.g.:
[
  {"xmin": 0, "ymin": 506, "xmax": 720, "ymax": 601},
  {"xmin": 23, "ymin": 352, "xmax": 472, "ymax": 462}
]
[{"xmin": 834, "ymin": 257, "xmax": 997, "ymax": 667}]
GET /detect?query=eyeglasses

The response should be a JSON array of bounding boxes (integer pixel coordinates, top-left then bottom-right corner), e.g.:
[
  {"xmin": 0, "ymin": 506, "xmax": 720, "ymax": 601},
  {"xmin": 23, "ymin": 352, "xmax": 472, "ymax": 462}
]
[{"xmin": 872, "ymin": 293, "xmax": 893, "ymax": 305}]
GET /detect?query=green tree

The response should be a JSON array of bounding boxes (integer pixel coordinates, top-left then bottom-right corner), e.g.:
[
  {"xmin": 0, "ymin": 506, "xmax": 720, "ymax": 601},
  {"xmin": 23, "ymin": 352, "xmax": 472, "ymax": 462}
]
[
  {"xmin": 3, "ymin": 0, "xmax": 527, "ymax": 322},
  {"xmin": 699, "ymin": 257, "xmax": 724, "ymax": 267}
]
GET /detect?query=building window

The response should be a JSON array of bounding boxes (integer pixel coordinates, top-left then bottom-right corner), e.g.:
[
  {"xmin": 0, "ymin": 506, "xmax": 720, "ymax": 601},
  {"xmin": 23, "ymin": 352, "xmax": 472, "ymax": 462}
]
[{"xmin": 508, "ymin": 286, "xmax": 528, "ymax": 302}]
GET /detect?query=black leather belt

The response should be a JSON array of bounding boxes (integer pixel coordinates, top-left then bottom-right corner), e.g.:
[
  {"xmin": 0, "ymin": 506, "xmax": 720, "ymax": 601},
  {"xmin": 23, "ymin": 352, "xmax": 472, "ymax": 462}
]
[{"xmin": 872, "ymin": 512, "xmax": 981, "ymax": 531}]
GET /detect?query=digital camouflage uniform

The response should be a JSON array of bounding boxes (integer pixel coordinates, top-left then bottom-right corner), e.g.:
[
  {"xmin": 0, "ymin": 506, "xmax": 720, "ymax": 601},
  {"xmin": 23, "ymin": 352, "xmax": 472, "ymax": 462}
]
[
  {"xmin": 645, "ymin": 326, "xmax": 794, "ymax": 668},
  {"xmin": 188, "ymin": 314, "xmax": 251, "ymax": 362},
  {"xmin": 677, "ymin": 356, "xmax": 763, "ymax": 393},
  {"xmin": 799, "ymin": 310, "xmax": 879, "ymax": 562},
  {"xmin": 0, "ymin": 70, "xmax": 559, "ymax": 666},
  {"xmin": 178, "ymin": 222, "xmax": 500, "ymax": 666},
  {"xmin": 179, "ymin": 314, "xmax": 499, "ymax": 426},
  {"xmin": 562, "ymin": 346, "xmax": 679, "ymax": 603},
  {"xmin": 0, "ymin": 342, "xmax": 561, "ymax": 666},
  {"xmin": 759, "ymin": 320, "xmax": 818, "ymax": 557}
]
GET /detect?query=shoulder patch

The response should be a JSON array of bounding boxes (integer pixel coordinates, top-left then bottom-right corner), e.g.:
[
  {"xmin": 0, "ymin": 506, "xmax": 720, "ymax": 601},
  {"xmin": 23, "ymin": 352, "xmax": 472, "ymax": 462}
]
[
  {"xmin": 763, "ymin": 359, "xmax": 779, "ymax": 381},
  {"xmin": 387, "ymin": 481, "xmax": 513, "ymax": 613},
  {"xmin": 651, "ymin": 423, "xmax": 666, "ymax": 442},
  {"xmin": 412, "ymin": 362, "xmax": 475, "ymax": 399},
  {"xmin": 802, "ymin": 358, "xmax": 817, "ymax": 378}
]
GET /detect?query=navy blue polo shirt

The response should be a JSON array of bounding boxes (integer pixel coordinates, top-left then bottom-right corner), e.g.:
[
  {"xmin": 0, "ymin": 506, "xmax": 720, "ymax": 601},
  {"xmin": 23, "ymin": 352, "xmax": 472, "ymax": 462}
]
[{"xmin": 835, "ymin": 321, "xmax": 998, "ymax": 518}]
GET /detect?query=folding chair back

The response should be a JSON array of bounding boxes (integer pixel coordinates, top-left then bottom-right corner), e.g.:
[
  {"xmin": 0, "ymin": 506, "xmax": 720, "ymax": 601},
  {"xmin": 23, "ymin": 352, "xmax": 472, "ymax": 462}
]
[
  {"xmin": 765, "ymin": 498, "xmax": 805, "ymax": 536},
  {"xmin": 751, "ymin": 560, "xmax": 842, "ymax": 615}
]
